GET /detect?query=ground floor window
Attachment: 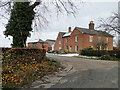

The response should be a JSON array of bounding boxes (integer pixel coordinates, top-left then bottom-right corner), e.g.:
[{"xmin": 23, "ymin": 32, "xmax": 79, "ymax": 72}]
[
  {"xmin": 59, "ymin": 47, "xmax": 61, "ymax": 50},
  {"xmin": 75, "ymin": 46, "xmax": 78, "ymax": 52},
  {"xmin": 66, "ymin": 46, "xmax": 68, "ymax": 50},
  {"xmin": 69, "ymin": 46, "xmax": 72, "ymax": 51}
]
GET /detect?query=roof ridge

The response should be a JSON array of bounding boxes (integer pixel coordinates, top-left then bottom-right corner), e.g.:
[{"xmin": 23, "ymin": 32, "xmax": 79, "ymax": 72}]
[{"xmin": 76, "ymin": 27, "xmax": 113, "ymax": 37}]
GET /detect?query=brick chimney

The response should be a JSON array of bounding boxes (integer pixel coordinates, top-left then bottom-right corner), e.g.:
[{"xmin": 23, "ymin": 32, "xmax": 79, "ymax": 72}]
[
  {"xmin": 68, "ymin": 27, "xmax": 71, "ymax": 32},
  {"xmin": 89, "ymin": 21, "xmax": 94, "ymax": 30}
]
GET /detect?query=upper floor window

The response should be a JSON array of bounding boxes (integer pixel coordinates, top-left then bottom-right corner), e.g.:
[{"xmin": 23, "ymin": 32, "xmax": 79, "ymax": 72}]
[
  {"xmin": 98, "ymin": 37, "xmax": 101, "ymax": 42},
  {"xmin": 89, "ymin": 36, "xmax": 93, "ymax": 42},
  {"xmin": 75, "ymin": 36, "xmax": 78, "ymax": 42},
  {"xmin": 59, "ymin": 41, "xmax": 61, "ymax": 44},
  {"xmin": 66, "ymin": 38, "xmax": 68, "ymax": 43},
  {"xmin": 106, "ymin": 38, "xmax": 108, "ymax": 43}
]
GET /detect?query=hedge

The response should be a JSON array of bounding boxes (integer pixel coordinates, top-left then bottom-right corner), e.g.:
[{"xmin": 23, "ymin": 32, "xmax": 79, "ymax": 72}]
[
  {"xmin": 80, "ymin": 50, "xmax": 120, "ymax": 58},
  {"xmin": 2, "ymin": 48, "xmax": 46, "ymax": 63},
  {"xmin": 2, "ymin": 48, "xmax": 47, "ymax": 88}
]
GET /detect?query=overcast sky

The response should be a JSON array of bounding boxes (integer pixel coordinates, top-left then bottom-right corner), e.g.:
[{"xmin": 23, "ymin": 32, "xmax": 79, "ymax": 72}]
[{"xmin": 0, "ymin": 1, "xmax": 118, "ymax": 47}]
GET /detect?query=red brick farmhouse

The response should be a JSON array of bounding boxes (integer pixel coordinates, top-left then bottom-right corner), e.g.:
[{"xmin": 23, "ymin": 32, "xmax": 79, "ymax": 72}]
[
  {"xmin": 28, "ymin": 39, "xmax": 52, "ymax": 51},
  {"xmin": 54, "ymin": 21, "xmax": 113, "ymax": 52}
]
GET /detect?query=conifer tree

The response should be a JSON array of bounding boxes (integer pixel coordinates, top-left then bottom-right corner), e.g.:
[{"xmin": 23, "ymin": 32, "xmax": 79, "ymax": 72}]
[{"xmin": 4, "ymin": 2, "xmax": 35, "ymax": 47}]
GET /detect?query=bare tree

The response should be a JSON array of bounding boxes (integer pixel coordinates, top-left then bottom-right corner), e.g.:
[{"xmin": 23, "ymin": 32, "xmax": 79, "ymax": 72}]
[
  {"xmin": 92, "ymin": 37, "xmax": 109, "ymax": 50},
  {"xmin": 97, "ymin": 13, "xmax": 119, "ymax": 33},
  {"xmin": 97, "ymin": 13, "xmax": 120, "ymax": 49},
  {"xmin": 0, "ymin": 0, "xmax": 82, "ymax": 47},
  {"xmin": 0, "ymin": 0, "xmax": 82, "ymax": 29}
]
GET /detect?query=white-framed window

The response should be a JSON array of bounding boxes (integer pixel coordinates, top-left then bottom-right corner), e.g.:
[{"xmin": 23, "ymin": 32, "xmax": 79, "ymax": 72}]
[
  {"xmin": 66, "ymin": 38, "xmax": 68, "ymax": 43},
  {"xmin": 59, "ymin": 47, "xmax": 61, "ymax": 50},
  {"xmin": 89, "ymin": 36, "xmax": 93, "ymax": 42},
  {"xmin": 69, "ymin": 46, "xmax": 72, "ymax": 51},
  {"xmin": 98, "ymin": 37, "xmax": 101, "ymax": 42},
  {"xmin": 75, "ymin": 46, "xmax": 78, "ymax": 52},
  {"xmin": 106, "ymin": 38, "xmax": 108, "ymax": 43},
  {"xmin": 66, "ymin": 46, "xmax": 68, "ymax": 50},
  {"xmin": 75, "ymin": 36, "xmax": 78, "ymax": 42},
  {"xmin": 59, "ymin": 41, "xmax": 61, "ymax": 44},
  {"xmin": 100, "ymin": 45, "xmax": 102, "ymax": 50}
]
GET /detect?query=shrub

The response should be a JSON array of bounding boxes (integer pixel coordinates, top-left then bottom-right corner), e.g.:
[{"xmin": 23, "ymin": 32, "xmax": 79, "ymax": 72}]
[
  {"xmin": 113, "ymin": 47, "xmax": 118, "ymax": 50},
  {"xmin": 65, "ymin": 50, "xmax": 69, "ymax": 54},
  {"xmin": 83, "ymin": 47, "xmax": 93, "ymax": 50},
  {"xmin": 80, "ymin": 50, "xmax": 107, "ymax": 57},
  {"xmin": 55, "ymin": 50, "xmax": 60, "ymax": 54},
  {"xmin": 80, "ymin": 49, "xmax": 120, "ymax": 58},
  {"xmin": 69, "ymin": 50, "xmax": 74, "ymax": 53},
  {"xmin": 100, "ymin": 55, "xmax": 112, "ymax": 60},
  {"xmin": 108, "ymin": 50, "xmax": 120, "ymax": 58},
  {"xmin": 60, "ymin": 50, "xmax": 67, "ymax": 54},
  {"xmin": 47, "ymin": 50, "xmax": 55, "ymax": 53}
]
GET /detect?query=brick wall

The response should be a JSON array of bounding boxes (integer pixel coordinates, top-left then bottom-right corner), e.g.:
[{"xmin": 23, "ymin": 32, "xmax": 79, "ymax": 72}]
[
  {"xmin": 54, "ymin": 32, "xmax": 64, "ymax": 50},
  {"xmin": 54, "ymin": 28, "xmax": 113, "ymax": 52},
  {"xmin": 28, "ymin": 42, "xmax": 51, "ymax": 51}
]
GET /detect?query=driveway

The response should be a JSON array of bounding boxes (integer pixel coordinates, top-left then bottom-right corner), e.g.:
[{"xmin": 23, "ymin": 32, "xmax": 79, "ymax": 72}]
[{"xmin": 47, "ymin": 53, "xmax": 118, "ymax": 88}]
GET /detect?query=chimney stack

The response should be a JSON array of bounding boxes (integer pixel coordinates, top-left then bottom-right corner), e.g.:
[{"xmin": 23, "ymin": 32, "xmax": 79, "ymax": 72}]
[
  {"xmin": 89, "ymin": 21, "xmax": 94, "ymax": 30},
  {"xmin": 68, "ymin": 27, "xmax": 71, "ymax": 32}
]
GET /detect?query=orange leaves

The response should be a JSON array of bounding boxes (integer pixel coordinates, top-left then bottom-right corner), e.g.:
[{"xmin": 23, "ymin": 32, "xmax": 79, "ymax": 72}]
[{"xmin": 2, "ymin": 49, "xmax": 58, "ymax": 88}]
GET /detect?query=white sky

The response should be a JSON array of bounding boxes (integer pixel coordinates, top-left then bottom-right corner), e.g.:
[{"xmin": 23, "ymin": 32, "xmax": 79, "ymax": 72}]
[{"xmin": 0, "ymin": 1, "xmax": 118, "ymax": 47}]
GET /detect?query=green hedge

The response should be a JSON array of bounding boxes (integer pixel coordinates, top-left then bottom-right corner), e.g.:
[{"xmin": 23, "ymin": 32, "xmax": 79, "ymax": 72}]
[
  {"xmin": 108, "ymin": 50, "xmax": 120, "ymax": 58},
  {"xmin": 80, "ymin": 50, "xmax": 120, "ymax": 58}
]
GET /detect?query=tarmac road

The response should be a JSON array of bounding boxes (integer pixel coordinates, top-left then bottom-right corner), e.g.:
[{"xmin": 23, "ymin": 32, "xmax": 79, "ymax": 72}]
[{"xmin": 47, "ymin": 54, "xmax": 118, "ymax": 88}]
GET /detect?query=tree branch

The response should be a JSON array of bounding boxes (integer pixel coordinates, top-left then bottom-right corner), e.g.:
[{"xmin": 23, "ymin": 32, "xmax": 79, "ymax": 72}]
[{"xmin": 30, "ymin": 0, "xmax": 41, "ymax": 10}]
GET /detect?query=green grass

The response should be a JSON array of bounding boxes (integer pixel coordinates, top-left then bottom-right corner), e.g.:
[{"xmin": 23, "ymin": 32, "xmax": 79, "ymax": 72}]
[{"xmin": 75, "ymin": 56, "xmax": 120, "ymax": 61}]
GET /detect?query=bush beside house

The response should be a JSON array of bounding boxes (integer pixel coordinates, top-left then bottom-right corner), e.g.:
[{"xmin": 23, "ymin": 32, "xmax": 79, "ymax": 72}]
[
  {"xmin": 79, "ymin": 48, "xmax": 120, "ymax": 58},
  {"xmin": 48, "ymin": 50, "xmax": 75, "ymax": 54}
]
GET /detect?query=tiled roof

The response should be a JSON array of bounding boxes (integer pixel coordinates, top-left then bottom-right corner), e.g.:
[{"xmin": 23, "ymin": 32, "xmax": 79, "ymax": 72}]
[
  {"xmin": 63, "ymin": 32, "xmax": 72, "ymax": 37},
  {"xmin": 59, "ymin": 32, "xmax": 66, "ymax": 37},
  {"xmin": 76, "ymin": 27, "xmax": 113, "ymax": 37},
  {"xmin": 46, "ymin": 39, "xmax": 56, "ymax": 42},
  {"xmin": 28, "ymin": 39, "xmax": 48, "ymax": 43}
]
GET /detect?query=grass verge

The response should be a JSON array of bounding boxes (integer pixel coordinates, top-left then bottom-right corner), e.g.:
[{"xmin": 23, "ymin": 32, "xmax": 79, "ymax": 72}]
[{"xmin": 74, "ymin": 56, "xmax": 120, "ymax": 61}]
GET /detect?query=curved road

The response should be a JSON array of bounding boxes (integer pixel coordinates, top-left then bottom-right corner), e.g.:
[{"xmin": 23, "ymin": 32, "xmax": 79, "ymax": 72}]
[{"xmin": 47, "ymin": 54, "xmax": 118, "ymax": 88}]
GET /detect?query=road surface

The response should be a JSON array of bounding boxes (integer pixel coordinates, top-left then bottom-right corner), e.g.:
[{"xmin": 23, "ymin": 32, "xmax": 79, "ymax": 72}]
[{"xmin": 47, "ymin": 54, "xmax": 118, "ymax": 88}]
